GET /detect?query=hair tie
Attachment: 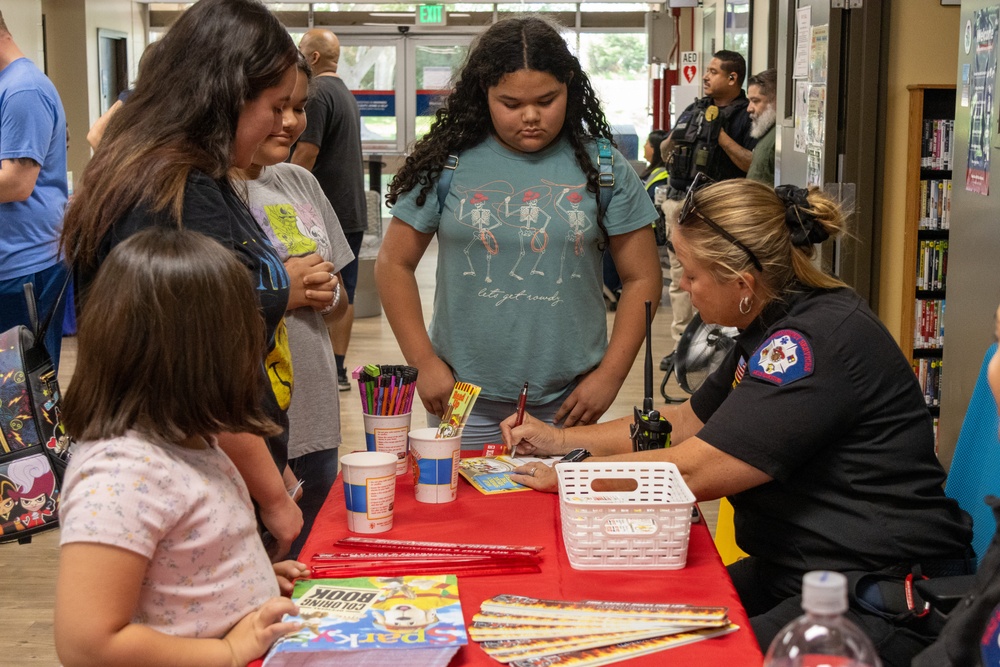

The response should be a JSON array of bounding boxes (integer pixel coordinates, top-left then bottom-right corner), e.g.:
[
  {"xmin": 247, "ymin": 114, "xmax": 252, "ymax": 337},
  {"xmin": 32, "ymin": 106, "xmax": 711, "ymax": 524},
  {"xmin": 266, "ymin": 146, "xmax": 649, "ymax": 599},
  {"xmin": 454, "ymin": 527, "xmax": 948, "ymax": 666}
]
[{"xmin": 774, "ymin": 185, "xmax": 829, "ymax": 248}]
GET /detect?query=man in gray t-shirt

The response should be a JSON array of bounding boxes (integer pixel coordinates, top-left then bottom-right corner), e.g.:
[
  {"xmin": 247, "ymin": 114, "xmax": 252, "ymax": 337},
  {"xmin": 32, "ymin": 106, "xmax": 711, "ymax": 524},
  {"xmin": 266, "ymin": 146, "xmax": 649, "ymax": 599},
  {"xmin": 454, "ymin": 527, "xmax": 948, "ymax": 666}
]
[{"xmin": 292, "ymin": 28, "xmax": 367, "ymax": 391}]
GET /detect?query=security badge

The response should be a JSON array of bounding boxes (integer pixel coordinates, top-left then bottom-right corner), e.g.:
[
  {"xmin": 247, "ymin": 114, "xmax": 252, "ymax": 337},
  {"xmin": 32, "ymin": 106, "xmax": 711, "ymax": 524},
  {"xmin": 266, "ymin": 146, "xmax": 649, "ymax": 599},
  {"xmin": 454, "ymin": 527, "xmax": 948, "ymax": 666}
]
[{"xmin": 749, "ymin": 329, "xmax": 815, "ymax": 386}]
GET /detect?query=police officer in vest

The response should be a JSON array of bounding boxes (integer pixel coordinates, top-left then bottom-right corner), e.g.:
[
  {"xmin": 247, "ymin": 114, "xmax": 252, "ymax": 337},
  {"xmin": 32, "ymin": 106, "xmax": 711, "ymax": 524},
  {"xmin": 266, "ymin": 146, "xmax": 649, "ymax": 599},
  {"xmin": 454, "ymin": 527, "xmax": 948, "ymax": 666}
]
[{"xmin": 658, "ymin": 50, "xmax": 756, "ymax": 371}]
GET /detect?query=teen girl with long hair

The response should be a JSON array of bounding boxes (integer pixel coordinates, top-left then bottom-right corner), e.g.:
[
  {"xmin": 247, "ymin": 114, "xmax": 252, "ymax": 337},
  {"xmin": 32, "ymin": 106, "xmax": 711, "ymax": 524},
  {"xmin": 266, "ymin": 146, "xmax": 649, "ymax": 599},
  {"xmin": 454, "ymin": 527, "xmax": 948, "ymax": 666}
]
[{"xmin": 376, "ymin": 15, "xmax": 662, "ymax": 446}]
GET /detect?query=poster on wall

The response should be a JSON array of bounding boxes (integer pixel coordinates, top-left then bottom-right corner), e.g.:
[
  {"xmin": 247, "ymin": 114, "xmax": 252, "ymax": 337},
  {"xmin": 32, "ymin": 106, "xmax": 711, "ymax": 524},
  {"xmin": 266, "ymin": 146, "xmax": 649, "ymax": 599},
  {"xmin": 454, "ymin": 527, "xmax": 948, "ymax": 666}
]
[
  {"xmin": 793, "ymin": 6, "xmax": 811, "ymax": 79},
  {"xmin": 810, "ymin": 25, "xmax": 829, "ymax": 84},
  {"xmin": 806, "ymin": 84, "xmax": 826, "ymax": 147},
  {"xmin": 794, "ymin": 82, "xmax": 809, "ymax": 152},
  {"xmin": 806, "ymin": 146, "xmax": 823, "ymax": 188},
  {"xmin": 962, "ymin": 63, "xmax": 971, "ymax": 107},
  {"xmin": 966, "ymin": 6, "xmax": 997, "ymax": 196}
]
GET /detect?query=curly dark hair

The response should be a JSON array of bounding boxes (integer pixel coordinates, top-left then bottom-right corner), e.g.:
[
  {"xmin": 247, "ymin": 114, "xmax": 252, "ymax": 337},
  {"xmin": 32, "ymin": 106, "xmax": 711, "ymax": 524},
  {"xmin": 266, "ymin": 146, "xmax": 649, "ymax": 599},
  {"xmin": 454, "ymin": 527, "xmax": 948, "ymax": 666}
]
[{"xmin": 388, "ymin": 15, "xmax": 615, "ymax": 240}]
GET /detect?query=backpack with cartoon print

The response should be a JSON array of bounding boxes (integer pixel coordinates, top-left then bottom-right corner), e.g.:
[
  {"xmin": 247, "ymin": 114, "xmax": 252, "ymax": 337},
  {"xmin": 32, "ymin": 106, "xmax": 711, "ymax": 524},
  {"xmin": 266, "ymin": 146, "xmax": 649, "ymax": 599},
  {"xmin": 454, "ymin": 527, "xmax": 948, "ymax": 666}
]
[{"xmin": 0, "ymin": 282, "xmax": 71, "ymax": 544}]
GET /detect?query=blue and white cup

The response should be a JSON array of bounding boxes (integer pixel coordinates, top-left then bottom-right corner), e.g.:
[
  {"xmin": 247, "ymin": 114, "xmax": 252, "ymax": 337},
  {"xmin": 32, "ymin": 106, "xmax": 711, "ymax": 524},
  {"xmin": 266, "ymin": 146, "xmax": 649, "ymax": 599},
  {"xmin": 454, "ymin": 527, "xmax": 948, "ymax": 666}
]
[
  {"xmin": 408, "ymin": 427, "xmax": 461, "ymax": 504},
  {"xmin": 363, "ymin": 412, "xmax": 412, "ymax": 476},
  {"xmin": 341, "ymin": 451, "xmax": 397, "ymax": 533}
]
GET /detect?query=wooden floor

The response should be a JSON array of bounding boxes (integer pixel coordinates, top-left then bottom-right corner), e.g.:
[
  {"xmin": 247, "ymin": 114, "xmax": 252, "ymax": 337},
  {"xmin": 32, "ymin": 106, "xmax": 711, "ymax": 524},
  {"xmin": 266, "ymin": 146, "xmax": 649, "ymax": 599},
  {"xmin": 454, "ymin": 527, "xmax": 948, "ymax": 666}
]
[{"xmin": 0, "ymin": 238, "xmax": 716, "ymax": 666}]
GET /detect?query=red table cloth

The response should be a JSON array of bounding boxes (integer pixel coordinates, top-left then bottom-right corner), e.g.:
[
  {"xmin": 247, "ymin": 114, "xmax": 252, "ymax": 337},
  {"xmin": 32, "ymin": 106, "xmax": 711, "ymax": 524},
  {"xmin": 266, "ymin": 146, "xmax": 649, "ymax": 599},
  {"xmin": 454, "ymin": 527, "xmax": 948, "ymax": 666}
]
[{"xmin": 279, "ymin": 455, "xmax": 764, "ymax": 667}]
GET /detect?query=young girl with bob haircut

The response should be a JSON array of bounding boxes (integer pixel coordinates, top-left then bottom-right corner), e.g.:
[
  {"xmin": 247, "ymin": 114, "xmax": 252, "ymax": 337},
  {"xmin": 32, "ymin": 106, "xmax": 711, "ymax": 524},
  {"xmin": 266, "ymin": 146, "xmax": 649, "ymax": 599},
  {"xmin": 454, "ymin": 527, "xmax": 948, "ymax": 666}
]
[
  {"xmin": 55, "ymin": 227, "xmax": 307, "ymax": 667},
  {"xmin": 376, "ymin": 15, "xmax": 662, "ymax": 446},
  {"xmin": 60, "ymin": 0, "xmax": 335, "ymax": 557}
]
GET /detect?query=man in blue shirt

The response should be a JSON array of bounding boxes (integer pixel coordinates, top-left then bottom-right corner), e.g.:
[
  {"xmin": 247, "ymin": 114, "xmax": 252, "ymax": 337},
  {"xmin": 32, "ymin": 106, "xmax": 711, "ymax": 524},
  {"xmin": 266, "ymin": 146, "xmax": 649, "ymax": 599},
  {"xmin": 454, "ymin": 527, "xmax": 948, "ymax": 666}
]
[{"xmin": 0, "ymin": 11, "xmax": 69, "ymax": 368}]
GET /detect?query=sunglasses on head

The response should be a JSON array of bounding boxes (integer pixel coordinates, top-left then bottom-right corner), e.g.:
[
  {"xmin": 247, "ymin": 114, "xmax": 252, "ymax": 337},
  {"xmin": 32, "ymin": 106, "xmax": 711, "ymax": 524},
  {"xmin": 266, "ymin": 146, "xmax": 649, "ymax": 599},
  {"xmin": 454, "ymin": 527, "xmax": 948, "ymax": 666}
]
[{"xmin": 678, "ymin": 172, "xmax": 763, "ymax": 273}]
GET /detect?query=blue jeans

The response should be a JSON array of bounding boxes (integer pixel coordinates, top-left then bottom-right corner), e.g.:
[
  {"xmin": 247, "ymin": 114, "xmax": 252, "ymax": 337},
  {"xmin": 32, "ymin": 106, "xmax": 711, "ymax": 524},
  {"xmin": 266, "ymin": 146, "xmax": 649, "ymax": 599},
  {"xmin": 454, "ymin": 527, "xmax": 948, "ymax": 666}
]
[
  {"xmin": 425, "ymin": 385, "xmax": 575, "ymax": 450},
  {"xmin": 0, "ymin": 263, "xmax": 69, "ymax": 371},
  {"xmin": 287, "ymin": 447, "xmax": 339, "ymax": 560}
]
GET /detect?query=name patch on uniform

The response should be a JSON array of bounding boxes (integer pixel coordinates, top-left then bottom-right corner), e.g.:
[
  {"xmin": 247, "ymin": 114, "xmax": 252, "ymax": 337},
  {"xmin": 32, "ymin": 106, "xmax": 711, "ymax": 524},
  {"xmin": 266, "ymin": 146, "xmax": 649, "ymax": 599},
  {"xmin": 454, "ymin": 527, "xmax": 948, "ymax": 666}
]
[{"xmin": 749, "ymin": 329, "xmax": 814, "ymax": 386}]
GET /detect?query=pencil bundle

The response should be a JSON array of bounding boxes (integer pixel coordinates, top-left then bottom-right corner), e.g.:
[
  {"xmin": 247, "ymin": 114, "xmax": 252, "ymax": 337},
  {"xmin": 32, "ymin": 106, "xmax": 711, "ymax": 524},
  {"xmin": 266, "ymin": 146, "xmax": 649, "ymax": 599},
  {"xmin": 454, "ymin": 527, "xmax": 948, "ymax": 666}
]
[
  {"xmin": 308, "ymin": 537, "xmax": 544, "ymax": 578},
  {"xmin": 437, "ymin": 381, "xmax": 482, "ymax": 438},
  {"xmin": 352, "ymin": 364, "xmax": 418, "ymax": 416}
]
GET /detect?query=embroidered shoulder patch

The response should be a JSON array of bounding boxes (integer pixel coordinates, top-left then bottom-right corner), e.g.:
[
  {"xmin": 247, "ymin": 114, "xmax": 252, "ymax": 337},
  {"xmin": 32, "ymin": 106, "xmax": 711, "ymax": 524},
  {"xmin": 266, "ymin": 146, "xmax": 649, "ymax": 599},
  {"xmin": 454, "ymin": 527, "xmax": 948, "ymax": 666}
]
[
  {"xmin": 982, "ymin": 602, "xmax": 1000, "ymax": 664},
  {"xmin": 749, "ymin": 329, "xmax": 815, "ymax": 386}
]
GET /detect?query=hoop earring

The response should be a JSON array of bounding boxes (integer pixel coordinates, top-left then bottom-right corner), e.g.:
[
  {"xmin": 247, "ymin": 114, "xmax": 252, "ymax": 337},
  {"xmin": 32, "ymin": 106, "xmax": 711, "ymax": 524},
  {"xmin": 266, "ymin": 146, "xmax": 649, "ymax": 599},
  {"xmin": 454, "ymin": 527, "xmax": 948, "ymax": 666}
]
[{"xmin": 739, "ymin": 296, "xmax": 752, "ymax": 315}]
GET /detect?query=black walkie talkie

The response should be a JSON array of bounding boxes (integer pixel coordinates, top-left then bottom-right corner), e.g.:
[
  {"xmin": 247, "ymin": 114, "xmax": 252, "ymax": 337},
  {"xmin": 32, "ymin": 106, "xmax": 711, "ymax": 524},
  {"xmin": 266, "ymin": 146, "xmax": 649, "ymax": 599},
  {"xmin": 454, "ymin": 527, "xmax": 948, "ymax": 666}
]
[{"xmin": 630, "ymin": 301, "xmax": 672, "ymax": 452}]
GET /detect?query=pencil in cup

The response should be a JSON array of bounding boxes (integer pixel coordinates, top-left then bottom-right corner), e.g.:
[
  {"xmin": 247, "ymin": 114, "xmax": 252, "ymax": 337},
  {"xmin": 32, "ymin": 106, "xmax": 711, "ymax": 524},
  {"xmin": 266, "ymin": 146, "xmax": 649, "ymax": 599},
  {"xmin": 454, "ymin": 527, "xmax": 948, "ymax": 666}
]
[{"xmin": 352, "ymin": 364, "xmax": 419, "ymax": 416}]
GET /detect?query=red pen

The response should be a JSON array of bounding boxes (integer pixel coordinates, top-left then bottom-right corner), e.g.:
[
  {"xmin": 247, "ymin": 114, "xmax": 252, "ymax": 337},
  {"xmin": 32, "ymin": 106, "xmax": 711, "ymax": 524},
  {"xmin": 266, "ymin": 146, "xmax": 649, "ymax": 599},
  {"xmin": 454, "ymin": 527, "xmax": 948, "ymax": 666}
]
[{"xmin": 512, "ymin": 381, "xmax": 528, "ymax": 457}]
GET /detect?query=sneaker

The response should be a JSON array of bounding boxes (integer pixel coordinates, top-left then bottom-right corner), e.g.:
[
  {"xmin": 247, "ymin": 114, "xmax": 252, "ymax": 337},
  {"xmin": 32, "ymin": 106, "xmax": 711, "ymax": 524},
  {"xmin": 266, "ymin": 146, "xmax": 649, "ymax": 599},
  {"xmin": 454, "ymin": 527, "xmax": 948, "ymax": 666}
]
[{"xmin": 337, "ymin": 369, "xmax": 350, "ymax": 391}]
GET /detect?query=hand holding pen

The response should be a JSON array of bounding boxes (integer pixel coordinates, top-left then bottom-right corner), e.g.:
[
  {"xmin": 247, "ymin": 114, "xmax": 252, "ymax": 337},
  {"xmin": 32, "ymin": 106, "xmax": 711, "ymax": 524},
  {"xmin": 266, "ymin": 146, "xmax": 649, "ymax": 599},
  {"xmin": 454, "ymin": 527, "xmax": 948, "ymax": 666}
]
[{"xmin": 511, "ymin": 382, "xmax": 528, "ymax": 458}]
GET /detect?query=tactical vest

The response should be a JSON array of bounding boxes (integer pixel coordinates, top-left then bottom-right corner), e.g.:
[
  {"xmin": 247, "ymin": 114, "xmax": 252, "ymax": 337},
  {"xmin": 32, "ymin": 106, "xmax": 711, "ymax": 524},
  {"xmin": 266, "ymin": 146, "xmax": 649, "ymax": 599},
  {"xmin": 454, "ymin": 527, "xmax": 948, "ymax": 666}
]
[{"xmin": 668, "ymin": 95, "xmax": 750, "ymax": 190}]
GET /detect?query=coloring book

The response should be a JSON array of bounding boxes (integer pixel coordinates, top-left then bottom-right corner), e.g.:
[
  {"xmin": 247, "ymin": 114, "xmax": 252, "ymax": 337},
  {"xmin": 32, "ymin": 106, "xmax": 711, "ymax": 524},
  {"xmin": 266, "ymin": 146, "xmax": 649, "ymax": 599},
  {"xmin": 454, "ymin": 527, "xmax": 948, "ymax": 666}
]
[{"xmin": 263, "ymin": 575, "xmax": 467, "ymax": 667}]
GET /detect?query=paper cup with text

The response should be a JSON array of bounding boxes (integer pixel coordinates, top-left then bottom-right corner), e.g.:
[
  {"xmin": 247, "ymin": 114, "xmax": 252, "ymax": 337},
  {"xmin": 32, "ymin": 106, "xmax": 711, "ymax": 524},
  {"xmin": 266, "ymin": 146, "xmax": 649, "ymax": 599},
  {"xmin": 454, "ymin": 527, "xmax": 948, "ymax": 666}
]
[
  {"xmin": 408, "ymin": 427, "xmax": 461, "ymax": 504},
  {"xmin": 363, "ymin": 412, "xmax": 412, "ymax": 476},
  {"xmin": 340, "ymin": 451, "xmax": 397, "ymax": 533}
]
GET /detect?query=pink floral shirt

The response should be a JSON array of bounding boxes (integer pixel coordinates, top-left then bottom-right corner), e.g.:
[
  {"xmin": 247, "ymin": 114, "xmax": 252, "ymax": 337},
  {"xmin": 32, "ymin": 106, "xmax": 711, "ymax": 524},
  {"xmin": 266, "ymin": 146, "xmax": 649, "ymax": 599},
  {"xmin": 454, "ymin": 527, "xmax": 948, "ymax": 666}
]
[{"xmin": 59, "ymin": 432, "xmax": 278, "ymax": 637}]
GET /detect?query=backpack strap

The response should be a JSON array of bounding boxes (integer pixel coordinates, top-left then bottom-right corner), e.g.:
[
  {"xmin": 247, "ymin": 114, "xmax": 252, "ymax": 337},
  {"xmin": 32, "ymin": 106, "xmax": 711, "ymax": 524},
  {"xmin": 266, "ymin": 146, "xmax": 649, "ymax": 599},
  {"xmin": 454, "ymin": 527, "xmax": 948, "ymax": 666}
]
[
  {"xmin": 437, "ymin": 154, "xmax": 459, "ymax": 214},
  {"xmin": 23, "ymin": 267, "xmax": 73, "ymax": 347},
  {"xmin": 596, "ymin": 138, "xmax": 614, "ymax": 216}
]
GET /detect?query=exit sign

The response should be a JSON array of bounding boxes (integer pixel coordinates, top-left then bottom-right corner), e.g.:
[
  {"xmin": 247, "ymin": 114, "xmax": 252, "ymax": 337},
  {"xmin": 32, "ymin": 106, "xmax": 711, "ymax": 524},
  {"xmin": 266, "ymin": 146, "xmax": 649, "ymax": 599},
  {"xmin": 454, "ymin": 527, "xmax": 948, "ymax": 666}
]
[{"xmin": 417, "ymin": 4, "xmax": 447, "ymax": 25}]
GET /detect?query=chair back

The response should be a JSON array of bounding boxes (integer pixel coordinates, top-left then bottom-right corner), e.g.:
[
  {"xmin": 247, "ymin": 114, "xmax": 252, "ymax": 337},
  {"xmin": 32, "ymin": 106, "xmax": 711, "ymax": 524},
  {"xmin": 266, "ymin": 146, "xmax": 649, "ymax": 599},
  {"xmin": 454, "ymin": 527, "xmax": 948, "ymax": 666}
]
[{"xmin": 945, "ymin": 342, "xmax": 1000, "ymax": 564}]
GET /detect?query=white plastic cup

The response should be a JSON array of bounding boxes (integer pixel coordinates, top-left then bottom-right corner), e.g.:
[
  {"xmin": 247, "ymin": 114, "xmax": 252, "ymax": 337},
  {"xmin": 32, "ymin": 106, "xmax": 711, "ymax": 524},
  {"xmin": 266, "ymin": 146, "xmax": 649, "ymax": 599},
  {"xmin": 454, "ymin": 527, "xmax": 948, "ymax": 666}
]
[
  {"xmin": 408, "ymin": 427, "xmax": 461, "ymax": 504},
  {"xmin": 363, "ymin": 412, "xmax": 412, "ymax": 475},
  {"xmin": 340, "ymin": 451, "xmax": 397, "ymax": 533}
]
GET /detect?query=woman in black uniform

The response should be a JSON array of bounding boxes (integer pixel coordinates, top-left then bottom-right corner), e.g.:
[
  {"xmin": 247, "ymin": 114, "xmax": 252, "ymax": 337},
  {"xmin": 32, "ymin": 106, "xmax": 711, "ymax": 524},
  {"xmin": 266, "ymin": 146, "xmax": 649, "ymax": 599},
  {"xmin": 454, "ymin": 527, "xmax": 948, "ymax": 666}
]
[{"xmin": 502, "ymin": 176, "xmax": 974, "ymax": 667}]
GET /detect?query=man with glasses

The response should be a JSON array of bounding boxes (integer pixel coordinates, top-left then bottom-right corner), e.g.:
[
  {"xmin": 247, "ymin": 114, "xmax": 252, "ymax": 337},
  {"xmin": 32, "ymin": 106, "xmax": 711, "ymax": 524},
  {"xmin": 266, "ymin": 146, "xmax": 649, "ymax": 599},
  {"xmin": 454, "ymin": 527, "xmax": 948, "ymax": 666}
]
[{"xmin": 657, "ymin": 50, "xmax": 756, "ymax": 372}]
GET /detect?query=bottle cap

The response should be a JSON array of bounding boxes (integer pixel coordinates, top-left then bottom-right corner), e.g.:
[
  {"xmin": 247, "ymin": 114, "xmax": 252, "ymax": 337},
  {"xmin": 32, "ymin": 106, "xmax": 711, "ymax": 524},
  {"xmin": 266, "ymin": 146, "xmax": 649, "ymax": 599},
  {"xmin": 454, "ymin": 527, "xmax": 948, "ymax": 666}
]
[{"xmin": 801, "ymin": 570, "xmax": 848, "ymax": 615}]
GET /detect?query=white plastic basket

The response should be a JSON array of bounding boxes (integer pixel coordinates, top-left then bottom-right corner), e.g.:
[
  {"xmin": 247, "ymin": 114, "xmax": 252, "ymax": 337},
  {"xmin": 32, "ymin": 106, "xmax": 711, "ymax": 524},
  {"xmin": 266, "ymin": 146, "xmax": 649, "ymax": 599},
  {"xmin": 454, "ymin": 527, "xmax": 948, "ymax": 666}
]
[{"xmin": 556, "ymin": 461, "xmax": 695, "ymax": 570}]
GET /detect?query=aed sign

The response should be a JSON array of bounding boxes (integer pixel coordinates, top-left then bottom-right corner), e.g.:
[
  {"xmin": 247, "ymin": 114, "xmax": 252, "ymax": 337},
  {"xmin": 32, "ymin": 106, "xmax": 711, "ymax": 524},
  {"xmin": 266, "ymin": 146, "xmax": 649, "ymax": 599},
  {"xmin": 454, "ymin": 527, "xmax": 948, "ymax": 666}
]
[
  {"xmin": 417, "ymin": 4, "xmax": 447, "ymax": 25},
  {"xmin": 680, "ymin": 51, "xmax": 700, "ymax": 85}
]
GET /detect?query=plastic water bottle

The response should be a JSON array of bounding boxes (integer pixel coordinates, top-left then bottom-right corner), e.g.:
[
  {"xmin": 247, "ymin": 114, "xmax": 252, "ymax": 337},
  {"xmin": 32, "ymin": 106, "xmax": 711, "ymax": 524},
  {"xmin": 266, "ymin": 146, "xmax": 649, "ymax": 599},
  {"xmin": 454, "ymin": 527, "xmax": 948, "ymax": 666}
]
[{"xmin": 763, "ymin": 571, "xmax": 882, "ymax": 667}]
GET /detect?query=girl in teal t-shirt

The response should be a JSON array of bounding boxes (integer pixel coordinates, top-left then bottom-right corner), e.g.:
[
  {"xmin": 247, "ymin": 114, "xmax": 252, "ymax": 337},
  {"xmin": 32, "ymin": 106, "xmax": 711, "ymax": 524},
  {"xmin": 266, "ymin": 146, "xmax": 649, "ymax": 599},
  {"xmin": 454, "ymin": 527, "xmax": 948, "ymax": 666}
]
[{"xmin": 378, "ymin": 15, "xmax": 661, "ymax": 446}]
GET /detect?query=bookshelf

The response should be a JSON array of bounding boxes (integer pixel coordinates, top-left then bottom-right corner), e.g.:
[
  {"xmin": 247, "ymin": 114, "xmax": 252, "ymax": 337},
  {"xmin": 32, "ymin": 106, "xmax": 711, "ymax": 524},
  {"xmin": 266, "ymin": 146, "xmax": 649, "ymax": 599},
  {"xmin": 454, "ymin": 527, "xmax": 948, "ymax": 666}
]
[{"xmin": 903, "ymin": 85, "xmax": 955, "ymax": 441}]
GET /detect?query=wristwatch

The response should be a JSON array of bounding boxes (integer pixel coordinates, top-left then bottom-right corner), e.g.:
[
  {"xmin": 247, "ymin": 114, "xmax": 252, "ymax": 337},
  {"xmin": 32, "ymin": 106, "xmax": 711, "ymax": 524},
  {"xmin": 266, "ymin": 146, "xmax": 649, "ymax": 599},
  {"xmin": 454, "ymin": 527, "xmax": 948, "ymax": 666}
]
[{"xmin": 559, "ymin": 448, "xmax": 592, "ymax": 463}]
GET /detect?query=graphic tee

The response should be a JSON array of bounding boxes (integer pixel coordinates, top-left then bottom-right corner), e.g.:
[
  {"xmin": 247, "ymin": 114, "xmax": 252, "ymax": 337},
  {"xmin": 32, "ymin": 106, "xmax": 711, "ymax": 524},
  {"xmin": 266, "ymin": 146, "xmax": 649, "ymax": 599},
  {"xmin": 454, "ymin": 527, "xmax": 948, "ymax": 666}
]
[
  {"xmin": 82, "ymin": 171, "xmax": 292, "ymax": 469},
  {"xmin": 391, "ymin": 135, "xmax": 657, "ymax": 403},
  {"xmin": 245, "ymin": 164, "xmax": 355, "ymax": 458}
]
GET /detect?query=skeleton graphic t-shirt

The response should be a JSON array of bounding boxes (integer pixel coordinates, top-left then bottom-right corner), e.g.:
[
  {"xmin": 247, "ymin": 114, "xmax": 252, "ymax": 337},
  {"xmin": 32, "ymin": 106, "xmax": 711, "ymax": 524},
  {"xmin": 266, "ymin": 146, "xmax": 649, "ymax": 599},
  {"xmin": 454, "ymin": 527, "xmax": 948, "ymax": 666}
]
[{"xmin": 391, "ymin": 135, "xmax": 656, "ymax": 404}]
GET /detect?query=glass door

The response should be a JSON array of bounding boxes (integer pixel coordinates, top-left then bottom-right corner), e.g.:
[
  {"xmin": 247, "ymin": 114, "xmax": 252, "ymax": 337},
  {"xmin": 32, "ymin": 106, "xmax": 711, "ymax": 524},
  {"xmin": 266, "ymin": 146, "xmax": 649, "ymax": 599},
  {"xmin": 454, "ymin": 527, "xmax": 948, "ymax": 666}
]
[
  {"xmin": 406, "ymin": 36, "xmax": 474, "ymax": 146},
  {"xmin": 338, "ymin": 36, "xmax": 406, "ymax": 154},
  {"xmin": 338, "ymin": 33, "xmax": 475, "ymax": 154}
]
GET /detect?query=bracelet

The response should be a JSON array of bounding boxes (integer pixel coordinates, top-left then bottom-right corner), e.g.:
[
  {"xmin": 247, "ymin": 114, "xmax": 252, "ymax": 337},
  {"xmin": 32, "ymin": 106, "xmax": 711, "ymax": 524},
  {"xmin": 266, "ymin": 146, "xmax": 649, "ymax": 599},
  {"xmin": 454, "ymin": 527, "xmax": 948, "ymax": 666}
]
[{"xmin": 320, "ymin": 282, "xmax": 341, "ymax": 316}]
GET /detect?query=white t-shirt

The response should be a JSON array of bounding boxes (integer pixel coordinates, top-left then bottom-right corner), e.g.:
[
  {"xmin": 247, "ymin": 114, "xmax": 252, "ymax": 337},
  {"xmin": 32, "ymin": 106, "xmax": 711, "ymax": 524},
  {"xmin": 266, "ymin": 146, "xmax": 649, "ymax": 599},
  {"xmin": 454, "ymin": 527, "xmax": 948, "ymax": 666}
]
[{"xmin": 59, "ymin": 432, "xmax": 278, "ymax": 638}]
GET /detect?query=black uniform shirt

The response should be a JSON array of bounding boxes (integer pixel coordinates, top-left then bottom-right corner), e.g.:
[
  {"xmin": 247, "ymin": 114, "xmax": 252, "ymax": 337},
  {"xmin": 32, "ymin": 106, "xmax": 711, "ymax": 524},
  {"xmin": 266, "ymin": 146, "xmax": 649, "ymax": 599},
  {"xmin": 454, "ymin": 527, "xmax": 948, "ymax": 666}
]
[
  {"xmin": 690, "ymin": 287, "xmax": 972, "ymax": 573},
  {"xmin": 668, "ymin": 90, "xmax": 756, "ymax": 192}
]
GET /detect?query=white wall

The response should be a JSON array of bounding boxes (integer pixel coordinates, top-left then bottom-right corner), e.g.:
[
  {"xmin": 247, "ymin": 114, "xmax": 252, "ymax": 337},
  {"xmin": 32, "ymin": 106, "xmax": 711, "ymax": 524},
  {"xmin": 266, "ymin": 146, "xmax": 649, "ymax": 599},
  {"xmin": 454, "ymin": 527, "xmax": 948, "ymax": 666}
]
[
  {"xmin": 39, "ymin": 0, "xmax": 146, "ymax": 179},
  {"xmin": 2, "ymin": 0, "xmax": 44, "ymax": 67}
]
